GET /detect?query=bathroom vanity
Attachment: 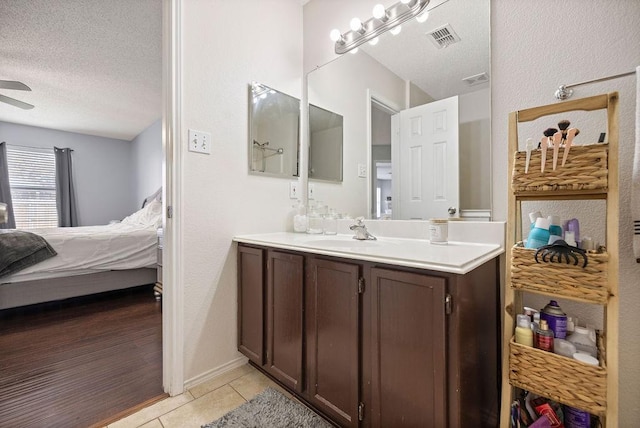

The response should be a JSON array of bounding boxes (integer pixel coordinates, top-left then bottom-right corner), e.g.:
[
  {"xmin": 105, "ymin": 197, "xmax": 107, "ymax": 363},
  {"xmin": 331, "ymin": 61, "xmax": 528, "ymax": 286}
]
[{"xmin": 234, "ymin": 231, "xmax": 503, "ymax": 427}]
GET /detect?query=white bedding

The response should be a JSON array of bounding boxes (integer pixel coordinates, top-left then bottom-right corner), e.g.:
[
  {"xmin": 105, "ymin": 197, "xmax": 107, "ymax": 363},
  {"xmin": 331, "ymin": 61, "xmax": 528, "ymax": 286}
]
[{"xmin": 1, "ymin": 201, "xmax": 162, "ymax": 284}]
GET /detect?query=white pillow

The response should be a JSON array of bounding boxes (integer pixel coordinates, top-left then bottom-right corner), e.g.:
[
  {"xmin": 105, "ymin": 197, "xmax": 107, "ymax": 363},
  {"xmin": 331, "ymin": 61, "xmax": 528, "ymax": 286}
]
[{"xmin": 121, "ymin": 200, "xmax": 162, "ymax": 228}]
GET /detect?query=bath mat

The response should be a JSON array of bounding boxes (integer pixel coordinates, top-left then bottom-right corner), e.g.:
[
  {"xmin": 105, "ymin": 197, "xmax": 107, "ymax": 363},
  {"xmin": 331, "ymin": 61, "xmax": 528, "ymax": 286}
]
[{"xmin": 202, "ymin": 387, "xmax": 332, "ymax": 428}]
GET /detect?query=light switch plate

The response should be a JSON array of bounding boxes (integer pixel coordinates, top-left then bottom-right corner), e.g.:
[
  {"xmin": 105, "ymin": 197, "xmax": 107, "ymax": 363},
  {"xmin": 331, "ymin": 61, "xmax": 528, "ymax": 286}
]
[
  {"xmin": 188, "ymin": 129, "xmax": 211, "ymax": 154},
  {"xmin": 289, "ymin": 182, "xmax": 299, "ymax": 199},
  {"xmin": 357, "ymin": 163, "xmax": 367, "ymax": 178}
]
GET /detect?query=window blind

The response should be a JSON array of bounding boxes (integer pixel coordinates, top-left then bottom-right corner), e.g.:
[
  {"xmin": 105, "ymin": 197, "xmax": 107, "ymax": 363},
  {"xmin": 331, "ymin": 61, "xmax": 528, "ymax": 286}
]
[{"xmin": 6, "ymin": 146, "xmax": 58, "ymax": 229}]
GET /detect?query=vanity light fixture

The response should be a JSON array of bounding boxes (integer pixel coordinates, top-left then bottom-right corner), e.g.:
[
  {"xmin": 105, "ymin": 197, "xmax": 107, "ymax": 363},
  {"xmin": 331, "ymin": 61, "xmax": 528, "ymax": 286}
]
[{"xmin": 330, "ymin": 0, "xmax": 430, "ymax": 54}]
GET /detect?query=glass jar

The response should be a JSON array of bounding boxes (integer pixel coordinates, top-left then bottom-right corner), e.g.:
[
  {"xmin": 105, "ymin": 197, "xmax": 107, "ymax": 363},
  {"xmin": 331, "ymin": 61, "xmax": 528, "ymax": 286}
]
[
  {"xmin": 323, "ymin": 209, "xmax": 338, "ymax": 235},
  {"xmin": 307, "ymin": 208, "xmax": 323, "ymax": 234},
  {"xmin": 292, "ymin": 201, "xmax": 307, "ymax": 233}
]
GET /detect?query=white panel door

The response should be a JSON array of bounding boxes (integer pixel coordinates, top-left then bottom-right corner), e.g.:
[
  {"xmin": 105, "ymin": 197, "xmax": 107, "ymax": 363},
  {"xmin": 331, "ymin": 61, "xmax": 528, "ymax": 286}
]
[{"xmin": 392, "ymin": 96, "xmax": 459, "ymax": 220}]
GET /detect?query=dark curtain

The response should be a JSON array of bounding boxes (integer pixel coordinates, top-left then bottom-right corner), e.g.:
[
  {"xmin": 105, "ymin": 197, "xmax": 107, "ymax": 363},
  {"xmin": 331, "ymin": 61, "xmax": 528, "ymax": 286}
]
[
  {"xmin": 0, "ymin": 142, "xmax": 16, "ymax": 229},
  {"xmin": 54, "ymin": 147, "xmax": 78, "ymax": 227}
]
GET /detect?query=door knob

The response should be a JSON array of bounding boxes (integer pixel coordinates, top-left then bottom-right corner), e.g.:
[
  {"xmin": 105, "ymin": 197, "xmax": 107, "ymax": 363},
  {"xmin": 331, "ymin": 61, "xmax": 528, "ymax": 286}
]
[{"xmin": 448, "ymin": 207, "xmax": 457, "ymax": 215}]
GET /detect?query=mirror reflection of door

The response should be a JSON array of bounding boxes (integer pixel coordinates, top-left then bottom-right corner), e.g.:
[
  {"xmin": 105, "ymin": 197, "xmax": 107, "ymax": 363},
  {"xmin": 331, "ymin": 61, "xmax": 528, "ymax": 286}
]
[
  {"xmin": 370, "ymin": 100, "xmax": 397, "ymax": 219},
  {"xmin": 389, "ymin": 96, "xmax": 460, "ymax": 220}
]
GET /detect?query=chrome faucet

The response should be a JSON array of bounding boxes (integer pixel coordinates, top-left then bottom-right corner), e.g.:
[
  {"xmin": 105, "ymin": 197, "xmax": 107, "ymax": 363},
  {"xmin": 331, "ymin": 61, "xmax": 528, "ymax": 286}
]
[{"xmin": 349, "ymin": 217, "xmax": 376, "ymax": 241}]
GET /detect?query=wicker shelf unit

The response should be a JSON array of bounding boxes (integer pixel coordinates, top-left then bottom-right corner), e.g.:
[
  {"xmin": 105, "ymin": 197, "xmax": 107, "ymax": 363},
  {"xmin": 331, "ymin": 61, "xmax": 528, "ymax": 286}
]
[{"xmin": 499, "ymin": 92, "xmax": 619, "ymax": 427}]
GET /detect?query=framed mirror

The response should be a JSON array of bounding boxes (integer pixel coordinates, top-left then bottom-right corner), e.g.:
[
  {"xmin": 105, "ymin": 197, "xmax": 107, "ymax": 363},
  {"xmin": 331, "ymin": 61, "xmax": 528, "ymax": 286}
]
[
  {"xmin": 309, "ymin": 104, "xmax": 343, "ymax": 182},
  {"xmin": 305, "ymin": 0, "xmax": 491, "ymax": 220},
  {"xmin": 248, "ymin": 82, "xmax": 300, "ymax": 177}
]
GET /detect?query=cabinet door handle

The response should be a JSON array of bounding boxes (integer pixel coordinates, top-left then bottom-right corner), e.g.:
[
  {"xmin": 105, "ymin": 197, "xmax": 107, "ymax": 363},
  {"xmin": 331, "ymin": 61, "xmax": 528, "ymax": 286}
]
[{"xmin": 445, "ymin": 294, "xmax": 452, "ymax": 315}]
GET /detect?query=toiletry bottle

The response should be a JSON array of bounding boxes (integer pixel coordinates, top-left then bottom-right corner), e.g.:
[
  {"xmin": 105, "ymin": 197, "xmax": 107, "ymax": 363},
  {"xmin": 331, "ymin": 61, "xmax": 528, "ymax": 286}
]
[
  {"xmin": 515, "ymin": 314, "xmax": 533, "ymax": 347},
  {"xmin": 525, "ymin": 217, "xmax": 551, "ymax": 249},
  {"xmin": 564, "ymin": 354, "xmax": 599, "ymax": 428},
  {"xmin": 534, "ymin": 319, "xmax": 554, "ymax": 352},
  {"xmin": 567, "ymin": 326, "xmax": 597, "ymax": 358},
  {"xmin": 529, "ymin": 211, "xmax": 542, "ymax": 230},
  {"xmin": 547, "ymin": 215, "xmax": 563, "ymax": 244},
  {"xmin": 565, "ymin": 218, "xmax": 580, "ymax": 247},
  {"xmin": 540, "ymin": 300, "xmax": 567, "ymax": 339},
  {"xmin": 564, "ymin": 230, "xmax": 577, "ymax": 247}
]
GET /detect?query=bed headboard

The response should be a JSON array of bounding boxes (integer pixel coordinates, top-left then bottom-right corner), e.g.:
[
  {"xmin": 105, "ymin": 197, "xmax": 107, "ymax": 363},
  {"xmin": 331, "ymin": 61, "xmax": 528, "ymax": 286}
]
[{"xmin": 142, "ymin": 188, "xmax": 162, "ymax": 208}]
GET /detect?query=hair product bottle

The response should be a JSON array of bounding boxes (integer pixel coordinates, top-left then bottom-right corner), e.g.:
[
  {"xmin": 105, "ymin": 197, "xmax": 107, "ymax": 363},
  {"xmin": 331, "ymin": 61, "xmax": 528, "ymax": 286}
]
[{"xmin": 534, "ymin": 319, "xmax": 554, "ymax": 352}]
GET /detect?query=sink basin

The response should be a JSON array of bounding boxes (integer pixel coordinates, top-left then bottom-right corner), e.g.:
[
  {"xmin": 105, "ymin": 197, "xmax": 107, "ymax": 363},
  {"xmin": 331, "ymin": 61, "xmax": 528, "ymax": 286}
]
[{"xmin": 306, "ymin": 238, "xmax": 382, "ymax": 248}]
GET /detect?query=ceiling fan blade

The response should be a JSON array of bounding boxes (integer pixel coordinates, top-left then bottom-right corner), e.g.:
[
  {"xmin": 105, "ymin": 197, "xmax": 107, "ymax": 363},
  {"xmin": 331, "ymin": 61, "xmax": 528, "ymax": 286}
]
[
  {"xmin": 0, "ymin": 94, "xmax": 34, "ymax": 110},
  {"xmin": 0, "ymin": 80, "xmax": 32, "ymax": 91}
]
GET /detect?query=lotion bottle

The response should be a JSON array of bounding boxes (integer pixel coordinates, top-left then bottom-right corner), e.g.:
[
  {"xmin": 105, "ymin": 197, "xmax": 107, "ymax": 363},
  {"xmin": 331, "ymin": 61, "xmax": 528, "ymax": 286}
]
[
  {"xmin": 525, "ymin": 217, "xmax": 551, "ymax": 249},
  {"xmin": 515, "ymin": 314, "xmax": 533, "ymax": 347}
]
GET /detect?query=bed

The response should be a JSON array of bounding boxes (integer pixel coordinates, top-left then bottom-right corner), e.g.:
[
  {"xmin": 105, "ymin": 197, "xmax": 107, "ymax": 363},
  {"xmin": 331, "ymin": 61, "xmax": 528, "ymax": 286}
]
[{"xmin": 0, "ymin": 197, "xmax": 162, "ymax": 310}]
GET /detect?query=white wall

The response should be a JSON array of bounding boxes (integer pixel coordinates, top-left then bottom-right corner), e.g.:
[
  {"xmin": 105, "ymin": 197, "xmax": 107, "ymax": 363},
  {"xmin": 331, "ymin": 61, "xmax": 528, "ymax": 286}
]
[
  {"xmin": 491, "ymin": 0, "xmax": 640, "ymax": 423},
  {"xmin": 131, "ymin": 118, "xmax": 162, "ymax": 210},
  {"xmin": 179, "ymin": 0, "xmax": 302, "ymax": 383},
  {"xmin": 0, "ymin": 121, "xmax": 135, "ymax": 225}
]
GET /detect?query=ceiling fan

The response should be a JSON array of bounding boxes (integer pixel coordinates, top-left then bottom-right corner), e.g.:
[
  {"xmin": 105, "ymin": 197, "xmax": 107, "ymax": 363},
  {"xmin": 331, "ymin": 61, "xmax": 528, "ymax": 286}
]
[{"xmin": 0, "ymin": 80, "xmax": 34, "ymax": 110}]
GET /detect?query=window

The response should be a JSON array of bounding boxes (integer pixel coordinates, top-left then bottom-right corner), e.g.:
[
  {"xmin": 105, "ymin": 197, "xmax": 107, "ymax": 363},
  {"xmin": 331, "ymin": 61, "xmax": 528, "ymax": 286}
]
[{"xmin": 6, "ymin": 146, "xmax": 58, "ymax": 229}]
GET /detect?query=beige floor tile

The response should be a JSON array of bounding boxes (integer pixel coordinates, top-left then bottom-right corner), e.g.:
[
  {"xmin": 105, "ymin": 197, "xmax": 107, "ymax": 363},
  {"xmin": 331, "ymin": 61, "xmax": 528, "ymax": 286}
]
[
  {"xmin": 137, "ymin": 419, "xmax": 164, "ymax": 428},
  {"xmin": 108, "ymin": 391, "xmax": 194, "ymax": 428},
  {"xmin": 229, "ymin": 369, "xmax": 288, "ymax": 401},
  {"xmin": 159, "ymin": 384, "xmax": 246, "ymax": 428},
  {"xmin": 189, "ymin": 363, "xmax": 255, "ymax": 399}
]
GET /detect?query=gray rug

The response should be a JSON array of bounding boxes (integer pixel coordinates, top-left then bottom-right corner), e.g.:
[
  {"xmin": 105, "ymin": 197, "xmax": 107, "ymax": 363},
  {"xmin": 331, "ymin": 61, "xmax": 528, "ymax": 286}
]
[{"xmin": 202, "ymin": 387, "xmax": 333, "ymax": 428}]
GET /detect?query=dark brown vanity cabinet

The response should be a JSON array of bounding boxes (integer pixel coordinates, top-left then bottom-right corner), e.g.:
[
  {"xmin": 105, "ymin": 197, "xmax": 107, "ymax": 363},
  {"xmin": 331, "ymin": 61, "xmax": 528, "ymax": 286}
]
[{"xmin": 237, "ymin": 243, "xmax": 499, "ymax": 427}]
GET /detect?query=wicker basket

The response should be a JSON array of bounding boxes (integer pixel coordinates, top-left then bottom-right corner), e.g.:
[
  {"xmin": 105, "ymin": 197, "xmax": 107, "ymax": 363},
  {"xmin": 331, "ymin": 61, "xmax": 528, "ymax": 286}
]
[
  {"xmin": 510, "ymin": 245, "xmax": 610, "ymax": 304},
  {"xmin": 509, "ymin": 336, "xmax": 607, "ymax": 415},
  {"xmin": 511, "ymin": 144, "xmax": 608, "ymax": 193}
]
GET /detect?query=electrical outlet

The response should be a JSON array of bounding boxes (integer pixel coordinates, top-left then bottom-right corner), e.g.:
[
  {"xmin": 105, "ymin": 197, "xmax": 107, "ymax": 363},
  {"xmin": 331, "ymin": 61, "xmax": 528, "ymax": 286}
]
[
  {"xmin": 188, "ymin": 129, "xmax": 211, "ymax": 154},
  {"xmin": 308, "ymin": 183, "xmax": 315, "ymax": 200},
  {"xmin": 289, "ymin": 182, "xmax": 299, "ymax": 199},
  {"xmin": 357, "ymin": 163, "xmax": 367, "ymax": 178}
]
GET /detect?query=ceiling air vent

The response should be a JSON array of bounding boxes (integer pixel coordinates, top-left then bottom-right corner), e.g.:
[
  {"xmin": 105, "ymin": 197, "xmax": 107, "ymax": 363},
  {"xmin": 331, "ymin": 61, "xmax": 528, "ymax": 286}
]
[
  {"xmin": 426, "ymin": 24, "xmax": 461, "ymax": 49},
  {"xmin": 462, "ymin": 72, "xmax": 490, "ymax": 86}
]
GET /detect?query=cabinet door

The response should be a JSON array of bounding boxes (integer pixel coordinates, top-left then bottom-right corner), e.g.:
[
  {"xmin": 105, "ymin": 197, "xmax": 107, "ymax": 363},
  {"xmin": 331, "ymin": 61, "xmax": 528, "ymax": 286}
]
[
  {"xmin": 266, "ymin": 250, "xmax": 304, "ymax": 392},
  {"xmin": 237, "ymin": 245, "xmax": 264, "ymax": 365},
  {"xmin": 369, "ymin": 268, "xmax": 447, "ymax": 428},
  {"xmin": 306, "ymin": 258, "xmax": 360, "ymax": 427}
]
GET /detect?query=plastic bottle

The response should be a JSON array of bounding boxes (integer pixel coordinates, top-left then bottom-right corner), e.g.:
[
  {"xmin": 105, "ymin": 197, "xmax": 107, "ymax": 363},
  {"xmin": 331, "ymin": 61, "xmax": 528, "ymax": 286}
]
[
  {"xmin": 525, "ymin": 217, "xmax": 551, "ymax": 249},
  {"xmin": 529, "ymin": 211, "xmax": 542, "ymax": 230},
  {"xmin": 564, "ymin": 354, "xmax": 599, "ymax": 428},
  {"xmin": 553, "ymin": 338, "xmax": 577, "ymax": 358},
  {"xmin": 515, "ymin": 314, "xmax": 533, "ymax": 347},
  {"xmin": 567, "ymin": 326, "xmax": 597, "ymax": 358},
  {"xmin": 540, "ymin": 300, "xmax": 568, "ymax": 339},
  {"xmin": 565, "ymin": 218, "xmax": 580, "ymax": 246},
  {"xmin": 547, "ymin": 215, "xmax": 563, "ymax": 244},
  {"xmin": 534, "ymin": 319, "xmax": 554, "ymax": 352}
]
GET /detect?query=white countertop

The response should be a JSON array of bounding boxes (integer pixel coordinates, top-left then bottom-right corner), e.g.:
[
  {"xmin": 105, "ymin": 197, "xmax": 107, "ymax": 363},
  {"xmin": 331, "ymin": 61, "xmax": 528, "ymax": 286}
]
[{"xmin": 233, "ymin": 232, "xmax": 504, "ymax": 275}]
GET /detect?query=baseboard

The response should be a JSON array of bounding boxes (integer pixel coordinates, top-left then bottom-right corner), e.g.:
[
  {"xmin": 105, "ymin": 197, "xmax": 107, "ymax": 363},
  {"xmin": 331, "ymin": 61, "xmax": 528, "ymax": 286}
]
[{"xmin": 183, "ymin": 355, "xmax": 248, "ymax": 390}]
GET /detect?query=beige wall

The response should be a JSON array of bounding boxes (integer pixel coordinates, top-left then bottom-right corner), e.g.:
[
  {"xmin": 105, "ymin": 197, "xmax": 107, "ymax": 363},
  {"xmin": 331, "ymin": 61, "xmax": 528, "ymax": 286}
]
[
  {"xmin": 179, "ymin": 0, "xmax": 302, "ymax": 384},
  {"xmin": 491, "ymin": 0, "xmax": 640, "ymax": 422}
]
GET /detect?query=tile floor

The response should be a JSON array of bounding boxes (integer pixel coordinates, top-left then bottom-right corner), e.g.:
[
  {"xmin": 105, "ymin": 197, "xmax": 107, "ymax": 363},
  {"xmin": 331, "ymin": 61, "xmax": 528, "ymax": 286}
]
[{"xmin": 107, "ymin": 364, "xmax": 293, "ymax": 428}]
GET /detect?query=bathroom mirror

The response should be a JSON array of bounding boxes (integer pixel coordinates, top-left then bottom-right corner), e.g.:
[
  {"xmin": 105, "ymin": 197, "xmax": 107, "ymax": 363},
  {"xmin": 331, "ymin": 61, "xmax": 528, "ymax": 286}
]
[
  {"xmin": 306, "ymin": 0, "xmax": 491, "ymax": 220},
  {"xmin": 309, "ymin": 104, "xmax": 343, "ymax": 182},
  {"xmin": 248, "ymin": 82, "xmax": 300, "ymax": 177}
]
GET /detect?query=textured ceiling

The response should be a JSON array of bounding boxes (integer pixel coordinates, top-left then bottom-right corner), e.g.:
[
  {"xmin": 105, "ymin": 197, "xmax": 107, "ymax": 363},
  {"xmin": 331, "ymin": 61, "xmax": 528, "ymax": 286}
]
[
  {"xmin": 0, "ymin": 0, "xmax": 162, "ymax": 141},
  {"xmin": 360, "ymin": 0, "xmax": 490, "ymax": 101}
]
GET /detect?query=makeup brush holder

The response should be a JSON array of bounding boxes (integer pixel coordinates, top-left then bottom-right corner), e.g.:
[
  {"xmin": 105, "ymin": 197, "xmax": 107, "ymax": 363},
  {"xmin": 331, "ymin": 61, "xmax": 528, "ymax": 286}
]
[{"xmin": 511, "ymin": 144, "xmax": 608, "ymax": 194}]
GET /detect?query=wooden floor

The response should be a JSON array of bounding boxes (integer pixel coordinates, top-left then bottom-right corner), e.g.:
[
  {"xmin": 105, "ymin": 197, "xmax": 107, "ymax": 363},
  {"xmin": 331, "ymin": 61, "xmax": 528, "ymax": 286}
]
[{"xmin": 0, "ymin": 285, "xmax": 165, "ymax": 428}]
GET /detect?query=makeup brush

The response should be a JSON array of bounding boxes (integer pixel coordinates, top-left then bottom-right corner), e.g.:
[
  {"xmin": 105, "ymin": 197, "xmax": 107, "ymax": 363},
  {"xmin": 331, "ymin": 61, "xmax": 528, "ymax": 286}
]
[{"xmin": 558, "ymin": 120, "xmax": 571, "ymax": 142}]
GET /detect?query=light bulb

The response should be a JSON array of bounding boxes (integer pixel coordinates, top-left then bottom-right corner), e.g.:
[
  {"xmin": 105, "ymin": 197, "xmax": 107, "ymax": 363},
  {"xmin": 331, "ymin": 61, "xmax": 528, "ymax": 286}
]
[
  {"xmin": 416, "ymin": 10, "xmax": 429, "ymax": 23},
  {"xmin": 372, "ymin": 4, "xmax": 386, "ymax": 20},
  {"xmin": 350, "ymin": 17, "xmax": 362, "ymax": 32},
  {"xmin": 350, "ymin": 47, "xmax": 359, "ymax": 54},
  {"xmin": 369, "ymin": 37, "xmax": 379, "ymax": 46},
  {"xmin": 329, "ymin": 29, "xmax": 342, "ymax": 42},
  {"xmin": 400, "ymin": 0, "xmax": 411, "ymax": 4},
  {"xmin": 390, "ymin": 25, "xmax": 402, "ymax": 35}
]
